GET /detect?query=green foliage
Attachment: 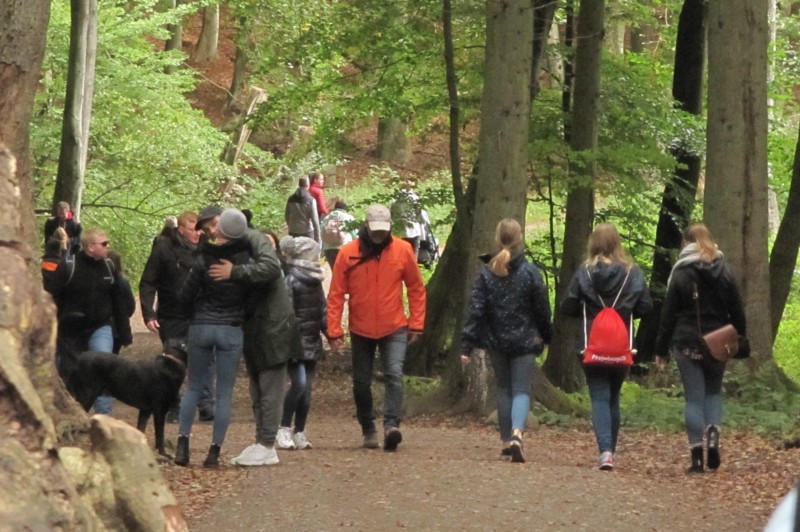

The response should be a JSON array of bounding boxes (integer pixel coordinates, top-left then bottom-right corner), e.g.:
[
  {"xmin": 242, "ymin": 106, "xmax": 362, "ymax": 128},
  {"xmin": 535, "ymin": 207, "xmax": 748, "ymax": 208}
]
[{"xmin": 774, "ymin": 279, "xmax": 800, "ymax": 383}]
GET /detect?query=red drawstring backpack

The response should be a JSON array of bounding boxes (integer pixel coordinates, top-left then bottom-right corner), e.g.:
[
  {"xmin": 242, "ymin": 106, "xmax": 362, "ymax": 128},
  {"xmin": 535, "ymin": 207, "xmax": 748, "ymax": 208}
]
[{"xmin": 582, "ymin": 268, "xmax": 636, "ymax": 366}]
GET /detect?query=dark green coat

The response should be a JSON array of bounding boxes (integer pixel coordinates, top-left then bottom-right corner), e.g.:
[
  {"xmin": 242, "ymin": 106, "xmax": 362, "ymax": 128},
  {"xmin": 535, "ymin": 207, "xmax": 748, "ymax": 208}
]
[{"xmin": 231, "ymin": 228, "xmax": 302, "ymax": 374}]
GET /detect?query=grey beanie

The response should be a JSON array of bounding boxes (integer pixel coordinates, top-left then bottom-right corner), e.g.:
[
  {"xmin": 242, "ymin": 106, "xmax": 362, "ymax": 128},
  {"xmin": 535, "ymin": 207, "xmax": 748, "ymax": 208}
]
[
  {"xmin": 279, "ymin": 235, "xmax": 319, "ymax": 262},
  {"xmin": 218, "ymin": 208, "xmax": 248, "ymax": 240}
]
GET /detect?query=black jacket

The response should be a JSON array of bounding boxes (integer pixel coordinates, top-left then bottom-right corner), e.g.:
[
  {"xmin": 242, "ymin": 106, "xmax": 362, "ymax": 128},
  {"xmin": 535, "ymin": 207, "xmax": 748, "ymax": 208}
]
[
  {"xmin": 560, "ymin": 261, "xmax": 653, "ymax": 353},
  {"xmin": 139, "ymin": 229, "xmax": 196, "ymax": 323},
  {"xmin": 461, "ymin": 253, "xmax": 552, "ymax": 356},
  {"xmin": 180, "ymin": 239, "xmax": 253, "ymax": 325},
  {"xmin": 654, "ymin": 258, "xmax": 746, "ymax": 358},
  {"xmin": 43, "ymin": 216, "xmax": 82, "ymax": 255},
  {"xmin": 285, "ymin": 262, "xmax": 328, "ymax": 361},
  {"xmin": 45, "ymin": 251, "xmax": 121, "ymax": 332}
]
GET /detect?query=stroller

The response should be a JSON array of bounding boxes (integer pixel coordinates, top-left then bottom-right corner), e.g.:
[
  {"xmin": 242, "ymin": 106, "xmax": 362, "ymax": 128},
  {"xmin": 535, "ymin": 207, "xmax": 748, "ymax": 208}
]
[{"xmin": 416, "ymin": 217, "xmax": 440, "ymax": 268}]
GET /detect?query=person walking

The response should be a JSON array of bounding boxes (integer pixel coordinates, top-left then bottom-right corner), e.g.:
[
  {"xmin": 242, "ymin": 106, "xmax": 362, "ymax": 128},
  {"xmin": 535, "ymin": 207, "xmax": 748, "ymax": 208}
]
[
  {"xmin": 308, "ymin": 172, "xmax": 330, "ymax": 218},
  {"xmin": 275, "ymin": 236, "xmax": 328, "ymax": 451},
  {"xmin": 655, "ymin": 223, "xmax": 747, "ymax": 473},
  {"xmin": 174, "ymin": 209, "xmax": 252, "ymax": 468},
  {"xmin": 460, "ymin": 218, "xmax": 552, "ymax": 463},
  {"xmin": 560, "ymin": 223, "xmax": 652, "ymax": 471},
  {"xmin": 285, "ymin": 176, "xmax": 321, "ymax": 242},
  {"xmin": 43, "ymin": 201, "xmax": 82, "ymax": 257},
  {"xmin": 327, "ymin": 204, "xmax": 426, "ymax": 451},
  {"xmin": 320, "ymin": 199, "xmax": 356, "ymax": 269}
]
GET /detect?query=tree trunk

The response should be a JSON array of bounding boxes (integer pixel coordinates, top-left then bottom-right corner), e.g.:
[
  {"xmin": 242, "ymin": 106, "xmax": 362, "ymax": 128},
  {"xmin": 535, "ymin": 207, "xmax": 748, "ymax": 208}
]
[
  {"xmin": 54, "ymin": 0, "xmax": 98, "ymax": 219},
  {"xmin": 193, "ymin": 4, "xmax": 219, "ymax": 63},
  {"xmin": 377, "ymin": 116, "xmax": 412, "ymax": 164},
  {"xmin": 543, "ymin": 0, "xmax": 605, "ymax": 392},
  {"xmin": 164, "ymin": 0, "xmax": 183, "ymax": 53},
  {"xmin": 636, "ymin": 0, "xmax": 706, "ymax": 363},
  {"xmin": 706, "ymin": 0, "xmax": 771, "ymax": 362},
  {"xmin": 227, "ymin": 16, "xmax": 251, "ymax": 113},
  {"xmin": 561, "ymin": 0, "xmax": 575, "ymax": 142},
  {"xmin": 769, "ymin": 124, "xmax": 800, "ymax": 340},
  {"xmin": 530, "ymin": 0, "xmax": 558, "ymax": 100},
  {"xmin": 0, "ymin": 0, "xmax": 50, "ymax": 248}
]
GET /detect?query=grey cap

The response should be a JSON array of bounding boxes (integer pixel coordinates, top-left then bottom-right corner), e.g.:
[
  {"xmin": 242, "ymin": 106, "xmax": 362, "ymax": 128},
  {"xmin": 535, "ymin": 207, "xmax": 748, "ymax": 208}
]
[{"xmin": 218, "ymin": 208, "xmax": 248, "ymax": 240}]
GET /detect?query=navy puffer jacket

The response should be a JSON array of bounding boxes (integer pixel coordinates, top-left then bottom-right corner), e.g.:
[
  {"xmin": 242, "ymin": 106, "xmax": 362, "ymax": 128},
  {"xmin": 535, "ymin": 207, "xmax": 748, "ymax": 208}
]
[{"xmin": 461, "ymin": 252, "xmax": 552, "ymax": 356}]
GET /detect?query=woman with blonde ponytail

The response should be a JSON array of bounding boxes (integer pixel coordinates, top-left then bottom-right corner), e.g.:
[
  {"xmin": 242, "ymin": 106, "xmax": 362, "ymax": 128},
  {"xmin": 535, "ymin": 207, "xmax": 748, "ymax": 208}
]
[
  {"xmin": 460, "ymin": 218, "xmax": 552, "ymax": 463},
  {"xmin": 561, "ymin": 223, "xmax": 652, "ymax": 471}
]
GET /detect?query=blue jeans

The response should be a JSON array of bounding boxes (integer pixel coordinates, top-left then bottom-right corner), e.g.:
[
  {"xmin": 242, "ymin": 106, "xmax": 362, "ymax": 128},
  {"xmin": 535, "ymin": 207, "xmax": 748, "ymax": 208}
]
[
  {"xmin": 88, "ymin": 325, "xmax": 114, "ymax": 414},
  {"xmin": 179, "ymin": 324, "xmax": 243, "ymax": 445},
  {"xmin": 584, "ymin": 365, "xmax": 627, "ymax": 453},
  {"xmin": 281, "ymin": 360, "xmax": 317, "ymax": 432},
  {"xmin": 350, "ymin": 328, "xmax": 408, "ymax": 433},
  {"xmin": 673, "ymin": 347, "xmax": 726, "ymax": 446},
  {"xmin": 488, "ymin": 351, "xmax": 535, "ymax": 441}
]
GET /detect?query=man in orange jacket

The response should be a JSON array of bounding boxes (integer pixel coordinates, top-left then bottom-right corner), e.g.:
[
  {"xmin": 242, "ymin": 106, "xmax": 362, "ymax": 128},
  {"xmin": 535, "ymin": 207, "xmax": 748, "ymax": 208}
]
[{"xmin": 328, "ymin": 204, "xmax": 426, "ymax": 452}]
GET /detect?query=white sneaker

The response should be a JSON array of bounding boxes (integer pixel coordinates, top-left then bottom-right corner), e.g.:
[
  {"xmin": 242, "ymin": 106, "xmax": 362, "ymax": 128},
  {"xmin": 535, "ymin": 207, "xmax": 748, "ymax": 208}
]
[
  {"xmin": 293, "ymin": 431, "xmax": 313, "ymax": 450},
  {"xmin": 598, "ymin": 451, "xmax": 614, "ymax": 471},
  {"xmin": 276, "ymin": 427, "xmax": 296, "ymax": 450},
  {"xmin": 232, "ymin": 443, "xmax": 279, "ymax": 466}
]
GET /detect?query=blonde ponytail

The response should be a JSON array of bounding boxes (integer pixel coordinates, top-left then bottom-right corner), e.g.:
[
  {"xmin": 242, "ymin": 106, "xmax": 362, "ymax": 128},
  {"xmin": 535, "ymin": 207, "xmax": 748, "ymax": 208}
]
[{"xmin": 488, "ymin": 218, "xmax": 523, "ymax": 277}]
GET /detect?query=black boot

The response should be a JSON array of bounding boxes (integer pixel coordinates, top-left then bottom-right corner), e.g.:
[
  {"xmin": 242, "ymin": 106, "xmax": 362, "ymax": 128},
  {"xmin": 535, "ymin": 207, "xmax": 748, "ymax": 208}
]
[
  {"xmin": 203, "ymin": 444, "xmax": 221, "ymax": 468},
  {"xmin": 706, "ymin": 426, "xmax": 721, "ymax": 470},
  {"xmin": 688, "ymin": 445, "xmax": 704, "ymax": 474},
  {"xmin": 174, "ymin": 435, "xmax": 190, "ymax": 467}
]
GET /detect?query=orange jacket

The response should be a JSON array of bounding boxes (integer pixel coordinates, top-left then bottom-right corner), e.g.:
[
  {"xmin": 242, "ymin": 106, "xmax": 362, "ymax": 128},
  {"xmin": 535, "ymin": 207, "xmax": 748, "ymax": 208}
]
[{"xmin": 327, "ymin": 236, "xmax": 426, "ymax": 340}]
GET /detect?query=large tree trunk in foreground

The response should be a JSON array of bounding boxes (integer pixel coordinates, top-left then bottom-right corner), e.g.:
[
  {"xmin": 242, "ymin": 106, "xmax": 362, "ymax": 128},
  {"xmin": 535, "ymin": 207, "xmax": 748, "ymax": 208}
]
[
  {"xmin": 0, "ymin": 0, "xmax": 50, "ymax": 247},
  {"xmin": 377, "ymin": 116, "xmax": 412, "ymax": 164},
  {"xmin": 706, "ymin": 0, "xmax": 772, "ymax": 366},
  {"xmin": 636, "ymin": 0, "xmax": 706, "ymax": 363},
  {"xmin": 543, "ymin": 0, "xmax": 605, "ymax": 393},
  {"xmin": 54, "ymin": 0, "xmax": 98, "ymax": 219}
]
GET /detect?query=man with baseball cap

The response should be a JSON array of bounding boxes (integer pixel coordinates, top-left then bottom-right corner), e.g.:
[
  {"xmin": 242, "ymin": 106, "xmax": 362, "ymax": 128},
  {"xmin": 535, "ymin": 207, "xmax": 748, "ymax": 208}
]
[{"xmin": 327, "ymin": 204, "xmax": 426, "ymax": 452}]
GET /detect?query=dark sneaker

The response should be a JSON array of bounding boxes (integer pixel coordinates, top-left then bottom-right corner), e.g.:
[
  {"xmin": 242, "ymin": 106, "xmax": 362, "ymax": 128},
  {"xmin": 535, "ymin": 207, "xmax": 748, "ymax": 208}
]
[
  {"xmin": 509, "ymin": 435, "xmax": 525, "ymax": 463},
  {"xmin": 500, "ymin": 447, "xmax": 512, "ymax": 460},
  {"xmin": 383, "ymin": 427, "xmax": 403, "ymax": 452},
  {"xmin": 687, "ymin": 445, "xmax": 704, "ymax": 474},
  {"xmin": 363, "ymin": 431, "xmax": 380, "ymax": 449},
  {"xmin": 706, "ymin": 426, "xmax": 721, "ymax": 470}
]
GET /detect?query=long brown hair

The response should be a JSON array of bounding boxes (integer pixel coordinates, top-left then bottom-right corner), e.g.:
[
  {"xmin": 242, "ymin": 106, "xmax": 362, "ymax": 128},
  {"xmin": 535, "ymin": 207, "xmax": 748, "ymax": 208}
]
[
  {"xmin": 488, "ymin": 218, "xmax": 524, "ymax": 277},
  {"xmin": 683, "ymin": 223, "xmax": 718, "ymax": 262},
  {"xmin": 586, "ymin": 223, "xmax": 633, "ymax": 268}
]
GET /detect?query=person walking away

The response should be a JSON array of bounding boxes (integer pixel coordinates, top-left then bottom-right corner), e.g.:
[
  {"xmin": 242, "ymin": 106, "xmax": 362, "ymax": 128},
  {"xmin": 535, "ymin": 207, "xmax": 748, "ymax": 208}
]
[
  {"xmin": 43, "ymin": 201, "xmax": 82, "ymax": 257},
  {"xmin": 308, "ymin": 172, "xmax": 330, "ymax": 218},
  {"xmin": 107, "ymin": 250, "xmax": 135, "ymax": 354},
  {"xmin": 41, "ymin": 227, "xmax": 68, "ymax": 286},
  {"xmin": 320, "ymin": 199, "xmax": 356, "ymax": 269},
  {"xmin": 275, "ymin": 236, "xmax": 328, "ymax": 450},
  {"xmin": 285, "ymin": 176, "xmax": 321, "ymax": 243},
  {"xmin": 174, "ymin": 209, "xmax": 252, "ymax": 468},
  {"xmin": 654, "ymin": 223, "xmax": 746, "ymax": 473},
  {"xmin": 327, "ymin": 204, "xmax": 426, "ymax": 451},
  {"xmin": 560, "ymin": 223, "xmax": 652, "ymax": 471},
  {"xmin": 460, "ymin": 218, "xmax": 552, "ymax": 463},
  {"xmin": 44, "ymin": 227, "xmax": 126, "ymax": 414}
]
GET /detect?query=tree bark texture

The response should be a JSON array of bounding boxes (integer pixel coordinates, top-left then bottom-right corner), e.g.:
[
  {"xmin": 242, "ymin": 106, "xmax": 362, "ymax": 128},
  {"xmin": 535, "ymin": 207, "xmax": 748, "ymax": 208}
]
[
  {"xmin": 194, "ymin": 4, "xmax": 219, "ymax": 62},
  {"xmin": 636, "ymin": 0, "xmax": 706, "ymax": 362},
  {"xmin": 543, "ymin": 0, "xmax": 605, "ymax": 392},
  {"xmin": 706, "ymin": 0, "xmax": 771, "ymax": 361},
  {"xmin": 0, "ymin": 0, "xmax": 51, "ymax": 247},
  {"xmin": 377, "ymin": 116, "xmax": 412, "ymax": 164},
  {"xmin": 227, "ymin": 17, "xmax": 251, "ymax": 112},
  {"xmin": 54, "ymin": 0, "xmax": 98, "ymax": 219},
  {"xmin": 530, "ymin": 0, "xmax": 558, "ymax": 100},
  {"xmin": 769, "ymin": 124, "xmax": 800, "ymax": 340},
  {"xmin": 164, "ymin": 0, "xmax": 183, "ymax": 53}
]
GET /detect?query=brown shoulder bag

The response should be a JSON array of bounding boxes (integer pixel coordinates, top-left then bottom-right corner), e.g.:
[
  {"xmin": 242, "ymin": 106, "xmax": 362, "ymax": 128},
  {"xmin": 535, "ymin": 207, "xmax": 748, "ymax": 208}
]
[{"xmin": 694, "ymin": 284, "xmax": 739, "ymax": 362}]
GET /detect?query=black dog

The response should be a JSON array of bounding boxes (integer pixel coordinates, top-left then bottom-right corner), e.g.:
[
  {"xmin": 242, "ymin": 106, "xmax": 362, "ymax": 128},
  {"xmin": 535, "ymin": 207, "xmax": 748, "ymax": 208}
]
[{"xmin": 69, "ymin": 346, "xmax": 187, "ymax": 456}]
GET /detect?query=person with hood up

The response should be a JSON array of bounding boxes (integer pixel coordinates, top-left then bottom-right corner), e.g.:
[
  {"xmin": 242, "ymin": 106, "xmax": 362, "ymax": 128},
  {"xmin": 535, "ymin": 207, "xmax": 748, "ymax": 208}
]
[
  {"xmin": 275, "ymin": 236, "xmax": 328, "ymax": 451},
  {"xmin": 460, "ymin": 218, "xmax": 552, "ymax": 463},
  {"xmin": 655, "ymin": 223, "xmax": 747, "ymax": 473},
  {"xmin": 561, "ymin": 223, "xmax": 652, "ymax": 471}
]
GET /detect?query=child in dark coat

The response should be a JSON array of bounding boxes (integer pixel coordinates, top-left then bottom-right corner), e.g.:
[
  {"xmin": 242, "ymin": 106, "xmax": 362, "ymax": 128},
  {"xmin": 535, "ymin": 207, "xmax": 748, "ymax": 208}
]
[{"xmin": 276, "ymin": 236, "xmax": 327, "ymax": 450}]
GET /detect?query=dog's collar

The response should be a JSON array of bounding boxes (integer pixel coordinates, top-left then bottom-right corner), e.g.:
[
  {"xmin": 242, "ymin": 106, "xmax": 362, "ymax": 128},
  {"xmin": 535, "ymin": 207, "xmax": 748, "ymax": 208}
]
[{"xmin": 161, "ymin": 353, "xmax": 187, "ymax": 368}]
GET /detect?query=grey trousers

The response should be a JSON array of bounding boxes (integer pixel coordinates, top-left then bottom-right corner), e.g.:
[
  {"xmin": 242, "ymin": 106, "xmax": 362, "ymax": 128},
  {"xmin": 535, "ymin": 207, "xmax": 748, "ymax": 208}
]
[{"xmin": 248, "ymin": 362, "xmax": 288, "ymax": 447}]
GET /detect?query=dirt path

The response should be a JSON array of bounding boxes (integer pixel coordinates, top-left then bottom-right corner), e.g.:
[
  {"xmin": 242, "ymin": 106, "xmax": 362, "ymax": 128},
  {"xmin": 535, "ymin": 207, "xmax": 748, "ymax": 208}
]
[{"xmin": 116, "ymin": 330, "xmax": 793, "ymax": 531}]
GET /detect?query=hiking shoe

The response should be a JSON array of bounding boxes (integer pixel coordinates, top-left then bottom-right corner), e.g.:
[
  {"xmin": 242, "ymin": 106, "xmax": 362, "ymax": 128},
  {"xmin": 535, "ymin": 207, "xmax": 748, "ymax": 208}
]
[
  {"xmin": 231, "ymin": 443, "xmax": 279, "ymax": 466},
  {"xmin": 383, "ymin": 427, "xmax": 403, "ymax": 452},
  {"xmin": 509, "ymin": 436, "xmax": 525, "ymax": 463},
  {"xmin": 687, "ymin": 445, "xmax": 704, "ymax": 474},
  {"xmin": 598, "ymin": 451, "xmax": 614, "ymax": 471},
  {"xmin": 293, "ymin": 431, "xmax": 313, "ymax": 450},
  {"xmin": 706, "ymin": 426, "xmax": 721, "ymax": 470},
  {"xmin": 203, "ymin": 445, "xmax": 221, "ymax": 468},
  {"xmin": 363, "ymin": 431, "xmax": 380, "ymax": 449},
  {"xmin": 500, "ymin": 447, "xmax": 512, "ymax": 460},
  {"xmin": 276, "ymin": 427, "xmax": 296, "ymax": 450},
  {"xmin": 174, "ymin": 435, "xmax": 190, "ymax": 467}
]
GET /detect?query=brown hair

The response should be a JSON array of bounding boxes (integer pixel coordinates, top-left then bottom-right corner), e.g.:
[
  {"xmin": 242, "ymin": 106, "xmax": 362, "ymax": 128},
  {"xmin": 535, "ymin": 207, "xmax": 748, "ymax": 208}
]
[
  {"xmin": 683, "ymin": 223, "xmax": 718, "ymax": 262},
  {"xmin": 309, "ymin": 172, "xmax": 323, "ymax": 184},
  {"xmin": 488, "ymin": 218, "xmax": 524, "ymax": 277},
  {"xmin": 586, "ymin": 223, "xmax": 632, "ymax": 268}
]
